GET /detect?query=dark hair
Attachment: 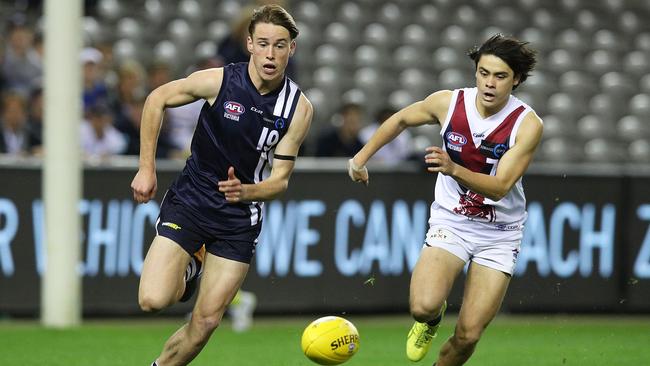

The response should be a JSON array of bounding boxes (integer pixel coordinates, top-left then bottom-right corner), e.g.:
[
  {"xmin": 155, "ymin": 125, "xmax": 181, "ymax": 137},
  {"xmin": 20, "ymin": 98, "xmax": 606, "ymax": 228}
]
[
  {"xmin": 248, "ymin": 4, "xmax": 299, "ymax": 40},
  {"xmin": 468, "ymin": 34, "xmax": 537, "ymax": 90}
]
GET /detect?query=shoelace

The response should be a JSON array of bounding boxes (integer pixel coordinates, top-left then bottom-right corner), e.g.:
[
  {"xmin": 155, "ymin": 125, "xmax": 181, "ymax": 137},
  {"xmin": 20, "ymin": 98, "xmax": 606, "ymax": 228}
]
[{"xmin": 414, "ymin": 324, "xmax": 434, "ymax": 347}]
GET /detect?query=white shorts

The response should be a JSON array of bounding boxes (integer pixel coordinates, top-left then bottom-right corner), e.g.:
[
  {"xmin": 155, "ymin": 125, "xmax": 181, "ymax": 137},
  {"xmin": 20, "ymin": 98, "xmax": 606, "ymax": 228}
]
[{"xmin": 424, "ymin": 225, "xmax": 521, "ymax": 275}]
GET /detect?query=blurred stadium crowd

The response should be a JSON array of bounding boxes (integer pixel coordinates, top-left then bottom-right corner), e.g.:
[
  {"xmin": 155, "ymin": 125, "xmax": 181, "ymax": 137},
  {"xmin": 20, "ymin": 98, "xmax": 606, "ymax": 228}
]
[{"xmin": 0, "ymin": 0, "xmax": 649, "ymax": 163}]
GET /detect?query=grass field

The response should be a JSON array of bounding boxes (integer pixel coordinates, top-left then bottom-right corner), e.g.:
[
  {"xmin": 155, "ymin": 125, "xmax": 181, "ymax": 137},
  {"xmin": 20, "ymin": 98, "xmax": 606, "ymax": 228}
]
[{"xmin": 1, "ymin": 314, "xmax": 649, "ymax": 365}]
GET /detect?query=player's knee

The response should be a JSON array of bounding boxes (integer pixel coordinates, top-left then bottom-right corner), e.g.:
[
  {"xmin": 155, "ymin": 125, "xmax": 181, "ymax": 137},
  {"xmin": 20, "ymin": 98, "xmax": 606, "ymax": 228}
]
[
  {"xmin": 410, "ymin": 300, "xmax": 444, "ymax": 323},
  {"xmin": 189, "ymin": 313, "xmax": 221, "ymax": 341},
  {"xmin": 452, "ymin": 324, "xmax": 483, "ymax": 350},
  {"xmin": 138, "ymin": 294, "xmax": 169, "ymax": 313}
]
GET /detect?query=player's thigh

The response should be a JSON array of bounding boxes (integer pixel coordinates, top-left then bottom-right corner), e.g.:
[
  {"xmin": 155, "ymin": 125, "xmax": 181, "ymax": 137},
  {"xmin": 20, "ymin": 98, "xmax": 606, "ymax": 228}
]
[
  {"xmin": 139, "ymin": 235, "xmax": 191, "ymax": 301},
  {"xmin": 410, "ymin": 246, "xmax": 465, "ymax": 309},
  {"xmin": 193, "ymin": 253, "xmax": 250, "ymax": 318},
  {"xmin": 457, "ymin": 262, "xmax": 511, "ymax": 332}
]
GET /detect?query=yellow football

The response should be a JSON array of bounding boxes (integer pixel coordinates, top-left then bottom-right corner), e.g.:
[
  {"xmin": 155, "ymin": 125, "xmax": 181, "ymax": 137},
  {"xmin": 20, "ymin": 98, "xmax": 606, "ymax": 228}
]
[{"xmin": 301, "ymin": 316, "xmax": 360, "ymax": 365}]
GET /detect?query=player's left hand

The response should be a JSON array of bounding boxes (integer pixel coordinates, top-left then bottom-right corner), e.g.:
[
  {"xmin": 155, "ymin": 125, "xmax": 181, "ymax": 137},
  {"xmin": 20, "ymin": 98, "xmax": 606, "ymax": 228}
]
[
  {"xmin": 424, "ymin": 146, "xmax": 455, "ymax": 176},
  {"xmin": 218, "ymin": 167, "xmax": 246, "ymax": 202}
]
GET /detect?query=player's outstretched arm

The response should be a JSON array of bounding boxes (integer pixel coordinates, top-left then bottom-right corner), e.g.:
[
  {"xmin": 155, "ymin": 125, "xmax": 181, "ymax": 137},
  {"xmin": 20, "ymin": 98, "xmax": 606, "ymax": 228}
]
[
  {"xmin": 131, "ymin": 68, "xmax": 224, "ymax": 203},
  {"xmin": 218, "ymin": 94, "xmax": 313, "ymax": 203},
  {"xmin": 426, "ymin": 111, "xmax": 543, "ymax": 201},
  {"xmin": 349, "ymin": 90, "xmax": 452, "ymax": 185}
]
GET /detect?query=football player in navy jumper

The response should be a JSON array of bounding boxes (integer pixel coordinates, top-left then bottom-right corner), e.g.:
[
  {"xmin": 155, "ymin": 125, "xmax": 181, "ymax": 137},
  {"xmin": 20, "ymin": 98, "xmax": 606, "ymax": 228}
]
[{"xmin": 130, "ymin": 5, "xmax": 312, "ymax": 366}]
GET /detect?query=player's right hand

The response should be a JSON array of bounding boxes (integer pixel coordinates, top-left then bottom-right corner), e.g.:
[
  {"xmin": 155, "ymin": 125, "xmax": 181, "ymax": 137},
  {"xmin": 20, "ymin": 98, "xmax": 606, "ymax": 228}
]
[
  {"xmin": 348, "ymin": 158, "xmax": 369, "ymax": 186},
  {"xmin": 131, "ymin": 169, "xmax": 157, "ymax": 203}
]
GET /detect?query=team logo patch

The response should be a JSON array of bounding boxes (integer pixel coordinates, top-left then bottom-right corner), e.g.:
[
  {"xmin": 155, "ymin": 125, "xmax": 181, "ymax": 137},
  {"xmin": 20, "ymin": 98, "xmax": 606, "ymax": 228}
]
[
  {"xmin": 224, "ymin": 101, "xmax": 245, "ymax": 121},
  {"xmin": 275, "ymin": 118, "xmax": 286, "ymax": 129},
  {"xmin": 445, "ymin": 132, "xmax": 467, "ymax": 152},
  {"xmin": 161, "ymin": 222, "xmax": 181, "ymax": 230}
]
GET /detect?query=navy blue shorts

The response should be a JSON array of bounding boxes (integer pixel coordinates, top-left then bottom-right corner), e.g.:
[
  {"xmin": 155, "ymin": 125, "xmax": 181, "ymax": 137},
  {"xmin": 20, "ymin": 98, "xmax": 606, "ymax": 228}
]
[{"xmin": 155, "ymin": 192, "xmax": 258, "ymax": 264}]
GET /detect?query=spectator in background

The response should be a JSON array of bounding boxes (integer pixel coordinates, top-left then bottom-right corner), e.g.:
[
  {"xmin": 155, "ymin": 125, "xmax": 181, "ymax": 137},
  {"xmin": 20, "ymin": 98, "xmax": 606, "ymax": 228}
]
[
  {"xmin": 80, "ymin": 102, "xmax": 126, "ymax": 158},
  {"xmin": 147, "ymin": 60, "xmax": 173, "ymax": 93},
  {"xmin": 1, "ymin": 18, "xmax": 42, "ymax": 97},
  {"xmin": 81, "ymin": 47, "xmax": 109, "ymax": 110},
  {"xmin": 359, "ymin": 107, "xmax": 413, "ymax": 164},
  {"xmin": 315, "ymin": 102, "xmax": 364, "ymax": 157},
  {"xmin": 0, "ymin": 91, "xmax": 29, "ymax": 155},
  {"xmin": 26, "ymin": 87, "xmax": 43, "ymax": 155}
]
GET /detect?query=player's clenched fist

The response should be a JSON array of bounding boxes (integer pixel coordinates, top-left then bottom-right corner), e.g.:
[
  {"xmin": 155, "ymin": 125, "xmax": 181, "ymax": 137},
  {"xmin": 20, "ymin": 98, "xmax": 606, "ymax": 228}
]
[
  {"xmin": 348, "ymin": 158, "xmax": 369, "ymax": 186},
  {"xmin": 131, "ymin": 169, "xmax": 157, "ymax": 203}
]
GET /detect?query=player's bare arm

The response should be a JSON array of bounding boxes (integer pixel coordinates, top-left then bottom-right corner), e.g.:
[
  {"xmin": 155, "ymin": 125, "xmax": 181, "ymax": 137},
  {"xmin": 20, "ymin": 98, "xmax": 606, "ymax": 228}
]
[
  {"xmin": 349, "ymin": 90, "xmax": 453, "ymax": 185},
  {"xmin": 426, "ymin": 111, "xmax": 543, "ymax": 201},
  {"xmin": 218, "ymin": 94, "xmax": 313, "ymax": 203},
  {"xmin": 130, "ymin": 68, "xmax": 224, "ymax": 203}
]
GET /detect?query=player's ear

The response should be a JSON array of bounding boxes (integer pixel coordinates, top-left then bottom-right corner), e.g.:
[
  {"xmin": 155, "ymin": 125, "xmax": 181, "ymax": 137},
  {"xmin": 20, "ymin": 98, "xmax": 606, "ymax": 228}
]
[
  {"xmin": 289, "ymin": 40, "xmax": 296, "ymax": 57},
  {"xmin": 247, "ymin": 36, "xmax": 254, "ymax": 53}
]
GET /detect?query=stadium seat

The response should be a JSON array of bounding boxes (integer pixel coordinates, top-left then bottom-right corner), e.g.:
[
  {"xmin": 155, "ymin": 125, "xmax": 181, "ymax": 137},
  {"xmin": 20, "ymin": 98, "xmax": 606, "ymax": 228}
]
[
  {"xmin": 338, "ymin": 2, "xmax": 364, "ymax": 26},
  {"xmin": 113, "ymin": 38, "xmax": 138, "ymax": 63},
  {"xmin": 577, "ymin": 115, "xmax": 616, "ymax": 140},
  {"xmin": 206, "ymin": 20, "xmax": 229, "ymax": 44},
  {"xmin": 584, "ymin": 138, "xmax": 625, "ymax": 163},
  {"xmin": 438, "ymin": 69, "xmax": 466, "ymax": 91},
  {"xmin": 518, "ymin": 27, "xmax": 552, "ymax": 53},
  {"xmin": 363, "ymin": 23, "xmax": 390, "ymax": 46},
  {"xmin": 324, "ymin": 22, "xmax": 352, "ymax": 46},
  {"xmin": 635, "ymin": 32, "xmax": 650, "ymax": 52},
  {"xmin": 490, "ymin": 6, "xmax": 524, "ymax": 34},
  {"xmin": 416, "ymin": 4, "xmax": 443, "ymax": 27},
  {"xmin": 313, "ymin": 66, "xmax": 340, "ymax": 90},
  {"xmin": 354, "ymin": 44, "xmax": 382, "ymax": 68},
  {"xmin": 538, "ymin": 114, "xmax": 576, "ymax": 140},
  {"xmin": 629, "ymin": 94, "xmax": 650, "ymax": 119},
  {"xmin": 167, "ymin": 18, "xmax": 193, "ymax": 45},
  {"xmin": 153, "ymin": 40, "xmax": 178, "ymax": 64},
  {"xmin": 585, "ymin": 50, "xmax": 619, "ymax": 75},
  {"xmin": 178, "ymin": 0, "xmax": 201, "ymax": 21},
  {"xmin": 400, "ymin": 68, "xmax": 433, "ymax": 99},
  {"xmin": 453, "ymin": 5, "xmax": 480, "ymax": 32},
  {"xmin": 431, "ymin": 47, "xmax": 463, "ymax": 72},
  {"xmin": 341, "ymin": 88, "xmax": 367, "ymax": 106},
  {"xmin": 82, "ymin": 16, "xmax": 104, "ymax": 44},
  {"xmin": 116, "ymin": 17, "xmax": 142, "ymax": 41},
  {"xmin": 575, "ymin": 9, "xmax": 598, "ymax": 33},
  {"xmin": 559, "ymin": 70, "xmax": 598, "ymax": 98},
  {"xmin": 640, "ymin": 74, "xmax": 650, "ymax": 94},
  {"xmin": 547, "ymin": 92, "xmax": 583, "ymax": 122},
  {"xmin": 593, "ymin": 29, "xmax": 623, "ymax": 52},
  {"xmin": 546, "ymin": 49, "xmax": 576, "ymax": 74},
  {"xmin": 195, "ymin": 40, "xmax": 216, "ymax": 61},
  {"xmin": 402, "ymin": 24, "xmax": 429, "ymax": 48},
  {"xmin": 144, "ymin": 0, "xmax": 166, "ymax": 24},
  {"xmin": 354, "ymin": 67, "xmax": 382, "ymax": 91},
  {"xmin": 599, "ymin": 72, "xmax": 635, "ymax": 98},
  {"xmin": 624, "ymin": 51, "xmax": 650, "ymax": 77},
  {"xmin": 440, "ymin": 25, "xmax": 472, "ymax": 52},
  {"xmin": 618, "ymin": 11, "xmax": 641, "ymax": 35},
  {"xmin": 538, "ymin": 137, "xmax": 583, "ymax": 163},
  {"xmin": 377, "ymin": 2, "xmax": 404, "ymax": 30},
  {"xmin": 314, "ymin": 44, "xmax": 342, "ymax": 67},
  {"xmin": 295, "ymin": 1, "xmax": 321, "ymax": 25},
  {"xmin": 97, "ymin": 0, "xmax": 122, "ymax": 21},
  {"xmin": 617, "ymin": 115, "xmax": 649, "ymax": 142},
  {"xmin": 589, "ymin": 93, "xmax": 625, "ymax": 123},
  {"xmin": 628, "ymin": 139, "xmax": 650, "ymax": 163},
  {"xmin": 216, "ymin": 0, "xmax": 242, "ymax": 21},
  {"xmin": 556, "ymin": 28, "xmax": 588, "ymax": 54},
  {"xmin": 393, "ymin": 45, "xmax": 427, "ymax": 69},
  {"xmin": 388, "ymin": 89, "xmax": 416, "ymax": 110}
]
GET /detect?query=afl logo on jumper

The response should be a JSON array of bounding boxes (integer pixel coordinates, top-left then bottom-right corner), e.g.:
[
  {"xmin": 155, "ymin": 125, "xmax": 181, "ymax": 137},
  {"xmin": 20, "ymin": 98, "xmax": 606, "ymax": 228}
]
[
  {"xmin": 445, "ymin": 132, "xmax": 467, "ymax": 152},
  {"xmin": 224, "ymin": 101, "xmax": 245, "ymax": 121}
]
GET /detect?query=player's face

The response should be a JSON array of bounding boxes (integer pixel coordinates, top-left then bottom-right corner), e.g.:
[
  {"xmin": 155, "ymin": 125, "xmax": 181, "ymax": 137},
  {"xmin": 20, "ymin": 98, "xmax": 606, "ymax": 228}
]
[
  {"xmin": 474, "ymin": 54, "xmax": 520, "ymax": 113},
  {"xmin": 247, "ymin": 22, "xmax": 295, "ymax": 83}
]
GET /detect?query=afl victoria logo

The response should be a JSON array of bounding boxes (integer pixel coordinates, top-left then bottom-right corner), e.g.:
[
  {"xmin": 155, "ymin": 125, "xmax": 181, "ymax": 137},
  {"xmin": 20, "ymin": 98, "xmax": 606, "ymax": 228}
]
[
  {"xmin": 224, "ymin": 101, "xmax": 245, "ymax": 115},
  {"xmin": 446, "ymin": 132, "xmax": 467, "ymax": 146}
]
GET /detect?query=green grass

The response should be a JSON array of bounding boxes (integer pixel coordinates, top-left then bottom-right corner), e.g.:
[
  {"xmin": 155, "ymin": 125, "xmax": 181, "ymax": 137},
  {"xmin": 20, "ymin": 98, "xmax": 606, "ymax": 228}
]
[{"xmin": 1, "ymin": 315, "xmax": 649, "ymax": 365}]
